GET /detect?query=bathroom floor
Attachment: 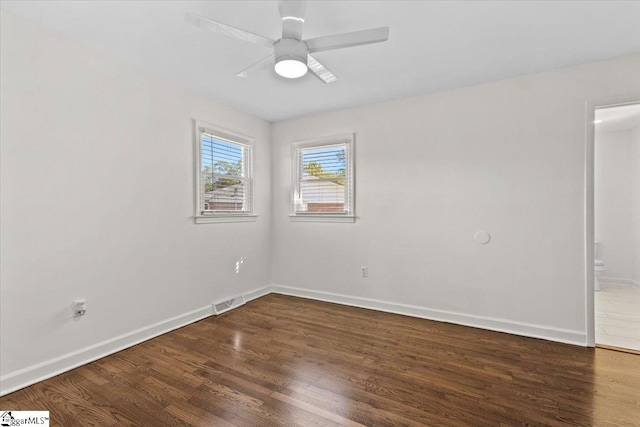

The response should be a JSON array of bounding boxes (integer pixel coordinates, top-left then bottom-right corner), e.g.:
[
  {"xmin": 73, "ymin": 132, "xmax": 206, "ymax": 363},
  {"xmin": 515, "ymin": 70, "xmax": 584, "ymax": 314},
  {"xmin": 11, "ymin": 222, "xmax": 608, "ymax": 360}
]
[{"xmin": 595, "ymin": 283, "xmax": 640, "ymax": 351}]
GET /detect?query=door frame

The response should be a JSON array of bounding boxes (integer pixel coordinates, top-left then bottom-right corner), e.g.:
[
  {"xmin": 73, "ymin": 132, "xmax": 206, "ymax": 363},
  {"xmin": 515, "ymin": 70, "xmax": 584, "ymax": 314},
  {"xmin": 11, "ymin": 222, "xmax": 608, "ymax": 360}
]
[{"xmin": 585, "ymin": 93, "xmax": 640, "ymax": 347}]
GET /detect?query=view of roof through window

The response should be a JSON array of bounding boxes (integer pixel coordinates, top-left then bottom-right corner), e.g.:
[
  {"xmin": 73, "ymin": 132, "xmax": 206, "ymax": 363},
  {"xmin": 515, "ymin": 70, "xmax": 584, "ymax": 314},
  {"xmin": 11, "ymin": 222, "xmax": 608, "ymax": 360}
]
[
  {"xmin": 201, "ymin": 134, "xmax": 247, "ymax": 212},
  {"xmin": 299, "ymin": 144, "xmax": 347, "ymax": 213}
]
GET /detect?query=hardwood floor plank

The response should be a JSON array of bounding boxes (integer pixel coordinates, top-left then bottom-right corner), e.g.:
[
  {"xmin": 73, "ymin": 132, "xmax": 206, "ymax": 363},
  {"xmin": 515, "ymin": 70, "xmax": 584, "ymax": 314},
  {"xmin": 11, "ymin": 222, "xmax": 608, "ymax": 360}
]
[
  {"xmin": 2, "ymin": 293, "xmax": 639, "ymax": 426},
  {"xmin": 163, "ymin": 402, "xmax": 236, "ymax": 427}
]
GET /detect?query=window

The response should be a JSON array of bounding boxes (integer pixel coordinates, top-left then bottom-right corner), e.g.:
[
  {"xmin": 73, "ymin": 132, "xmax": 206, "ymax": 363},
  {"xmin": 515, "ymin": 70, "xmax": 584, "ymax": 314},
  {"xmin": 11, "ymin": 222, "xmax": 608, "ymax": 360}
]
[
  {"xmin": 195, "ymin": 122, "xmax": 255, "ymax": 223},
  {"xmin": 291, "ymin": 134, "xmax": 354, "ymax": 222}
]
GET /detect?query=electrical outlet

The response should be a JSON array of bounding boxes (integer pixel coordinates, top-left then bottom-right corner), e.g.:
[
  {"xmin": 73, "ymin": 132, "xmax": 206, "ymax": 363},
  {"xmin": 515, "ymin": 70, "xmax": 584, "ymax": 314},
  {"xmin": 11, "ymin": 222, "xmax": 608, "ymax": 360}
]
[
  {"xmin": 73, "ymin": 299, "xmax": 86, "ymax": 317},
  {"xmin": 361, "ymin": 266, "xmax": 368, "ymax": 277}
]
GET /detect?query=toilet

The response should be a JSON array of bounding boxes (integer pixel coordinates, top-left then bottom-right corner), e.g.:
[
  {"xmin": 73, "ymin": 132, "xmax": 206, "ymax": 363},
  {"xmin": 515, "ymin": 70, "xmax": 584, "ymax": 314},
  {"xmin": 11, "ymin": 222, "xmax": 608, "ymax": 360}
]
[{"xmin": 594, "ymin": 242, "xmax": 605, "ymax": 292}]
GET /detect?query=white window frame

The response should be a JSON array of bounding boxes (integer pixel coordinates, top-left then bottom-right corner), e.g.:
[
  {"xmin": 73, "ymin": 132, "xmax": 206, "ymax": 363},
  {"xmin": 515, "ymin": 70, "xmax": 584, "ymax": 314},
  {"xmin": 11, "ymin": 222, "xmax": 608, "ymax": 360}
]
[
  {"xmin": 194, "ymin": 120, "xmax": 256, "ymax": 224},
  {"xmin": 290, "ymin": 133, "xmax": 355, "ymax": 223}
]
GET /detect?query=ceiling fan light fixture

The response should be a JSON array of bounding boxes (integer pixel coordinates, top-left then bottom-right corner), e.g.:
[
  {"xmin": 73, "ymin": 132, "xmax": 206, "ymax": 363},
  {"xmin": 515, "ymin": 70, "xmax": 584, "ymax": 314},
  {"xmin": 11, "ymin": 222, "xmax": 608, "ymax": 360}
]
[
  {"xmin": 273, "ymin": 38, "xmax": 309, "ymax": 79},
  {"xmin": 274, "ymin": 57, "xmax": 308, "ymax": 78},
  {"xmin": 186, "ymin": 3, "xmax": 389, "ymax": 84}
]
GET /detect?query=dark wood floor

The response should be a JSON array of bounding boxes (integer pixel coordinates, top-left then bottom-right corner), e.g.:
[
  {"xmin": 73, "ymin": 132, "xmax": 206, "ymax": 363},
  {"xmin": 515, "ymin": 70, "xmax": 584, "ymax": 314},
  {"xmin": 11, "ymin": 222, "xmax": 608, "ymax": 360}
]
[{"xmin": 1, "ymin": 294, "xmax": 639, "ymax": 426}]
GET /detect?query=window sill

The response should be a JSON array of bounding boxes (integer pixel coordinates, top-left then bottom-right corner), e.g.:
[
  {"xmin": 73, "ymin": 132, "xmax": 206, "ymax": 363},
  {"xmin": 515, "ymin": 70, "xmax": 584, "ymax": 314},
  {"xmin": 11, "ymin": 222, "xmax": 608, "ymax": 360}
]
[
  {"xmin": 194, "ymin": 215, "xmax": 257, "ymax": 224},
  {"xmin": 289, "ymin": 214, "xmax": 355, "ymax": 223}
]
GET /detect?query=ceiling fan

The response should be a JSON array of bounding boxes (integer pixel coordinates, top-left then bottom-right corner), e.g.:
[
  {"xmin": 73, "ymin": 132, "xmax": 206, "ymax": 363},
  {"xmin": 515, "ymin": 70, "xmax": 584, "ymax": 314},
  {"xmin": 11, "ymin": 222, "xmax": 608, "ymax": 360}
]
[{"xmin": 185, "ymin": 1, "xmax": 389, "ymax": 83}]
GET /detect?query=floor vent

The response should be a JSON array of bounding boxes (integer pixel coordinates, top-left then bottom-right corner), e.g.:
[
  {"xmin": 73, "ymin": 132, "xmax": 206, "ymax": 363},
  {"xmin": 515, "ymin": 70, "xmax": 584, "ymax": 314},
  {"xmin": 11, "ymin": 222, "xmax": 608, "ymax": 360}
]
[{"xmin": 212, "ymin": 295, "xmax": 246, "ymax": 315}]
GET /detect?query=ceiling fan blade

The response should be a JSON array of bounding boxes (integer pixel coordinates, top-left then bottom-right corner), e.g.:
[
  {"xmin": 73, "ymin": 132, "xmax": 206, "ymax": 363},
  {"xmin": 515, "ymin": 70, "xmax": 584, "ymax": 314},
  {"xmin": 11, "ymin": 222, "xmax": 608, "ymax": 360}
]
[
  {"xmin": 305, "ymin": 27, "xmax": 389, "ymax": 53},
  {"xmin": 279, "ymin": 1, "xmax": 306, "ymax": 40},
  {"xmin": 307, "ymin": 55, "xmax": 337, "ymax": 84},
  {"xmin": 185, "ymin": 12, "xmax": 274, "ymax": 49},
  {"xmin": 236, "ymin": 55, "xmax": 275, "ymax": 79}
]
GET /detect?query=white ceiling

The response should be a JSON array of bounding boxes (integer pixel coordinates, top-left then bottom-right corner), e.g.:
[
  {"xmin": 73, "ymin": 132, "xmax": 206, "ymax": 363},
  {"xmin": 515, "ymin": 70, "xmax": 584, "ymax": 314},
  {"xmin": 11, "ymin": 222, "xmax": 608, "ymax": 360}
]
[
  {"xmin": 2, "ymin": 1, "xmax": 640, "ymax": 122},
  {"xmin": 595, "ymin": 103, "xmax": 640, "ymax": 132}
]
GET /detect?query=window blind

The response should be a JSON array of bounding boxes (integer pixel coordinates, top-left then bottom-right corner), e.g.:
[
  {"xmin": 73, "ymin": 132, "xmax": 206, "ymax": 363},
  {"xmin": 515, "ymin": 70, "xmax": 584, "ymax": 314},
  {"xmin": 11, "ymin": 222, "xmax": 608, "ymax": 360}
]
[
  {"xmin": 296, "ymin": 143, "xmax": 350, "ymax": 214},
  {"xmin": 200, "ymin": 133, "xmax": 250, "ymax": 213}
]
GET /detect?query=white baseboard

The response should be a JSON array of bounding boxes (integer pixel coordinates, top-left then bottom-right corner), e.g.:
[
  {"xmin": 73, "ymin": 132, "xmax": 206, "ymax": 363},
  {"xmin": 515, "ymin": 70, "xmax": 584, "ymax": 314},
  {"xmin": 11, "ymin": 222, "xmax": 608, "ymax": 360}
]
[
  {"xmin": 0, "ymin": 285, "xmax": 271, "ymax": 397},
  {"xmin": 243, "ymin": 285, "xmax": 273, "ymax": 302},
  {"xmin": 600, "ymin": 277, "xmax": 640, "ymax": 290},
  {"xmin": 270, "ymin": 285, "xmax": 586, "ymax": 346}
]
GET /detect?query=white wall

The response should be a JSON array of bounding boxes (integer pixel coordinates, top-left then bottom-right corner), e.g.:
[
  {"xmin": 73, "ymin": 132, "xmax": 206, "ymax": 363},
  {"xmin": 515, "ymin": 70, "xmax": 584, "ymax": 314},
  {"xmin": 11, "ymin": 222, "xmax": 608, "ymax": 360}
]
[
  {"xmin": 271, "ymin": 54, "xmax": 640, "ymax": 343},
  {"xmin": 632, "ymin": 127, "xmax": 640, "ymax": 285},
  {"xmin": 0, "ymin": 9, "xmax": 271, "ymax": 392},
  {"xmin": 595, "ymin": 130, "xmax": 634, "ymax": 280}
]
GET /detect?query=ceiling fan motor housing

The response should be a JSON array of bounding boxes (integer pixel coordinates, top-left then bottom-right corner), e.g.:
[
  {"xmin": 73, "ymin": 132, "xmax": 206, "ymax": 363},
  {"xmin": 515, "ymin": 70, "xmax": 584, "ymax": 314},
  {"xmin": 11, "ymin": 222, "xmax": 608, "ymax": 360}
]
[{"xmin": 274, "ymin": 38, "xmax": 309, "ymax": 65}]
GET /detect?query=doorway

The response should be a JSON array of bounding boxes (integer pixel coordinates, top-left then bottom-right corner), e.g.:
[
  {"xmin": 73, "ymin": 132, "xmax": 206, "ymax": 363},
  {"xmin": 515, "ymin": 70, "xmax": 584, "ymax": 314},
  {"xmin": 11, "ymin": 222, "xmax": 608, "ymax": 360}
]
[{"xmin": 591, "ymin": 101, "xmax": 640, "ymax": 352}]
